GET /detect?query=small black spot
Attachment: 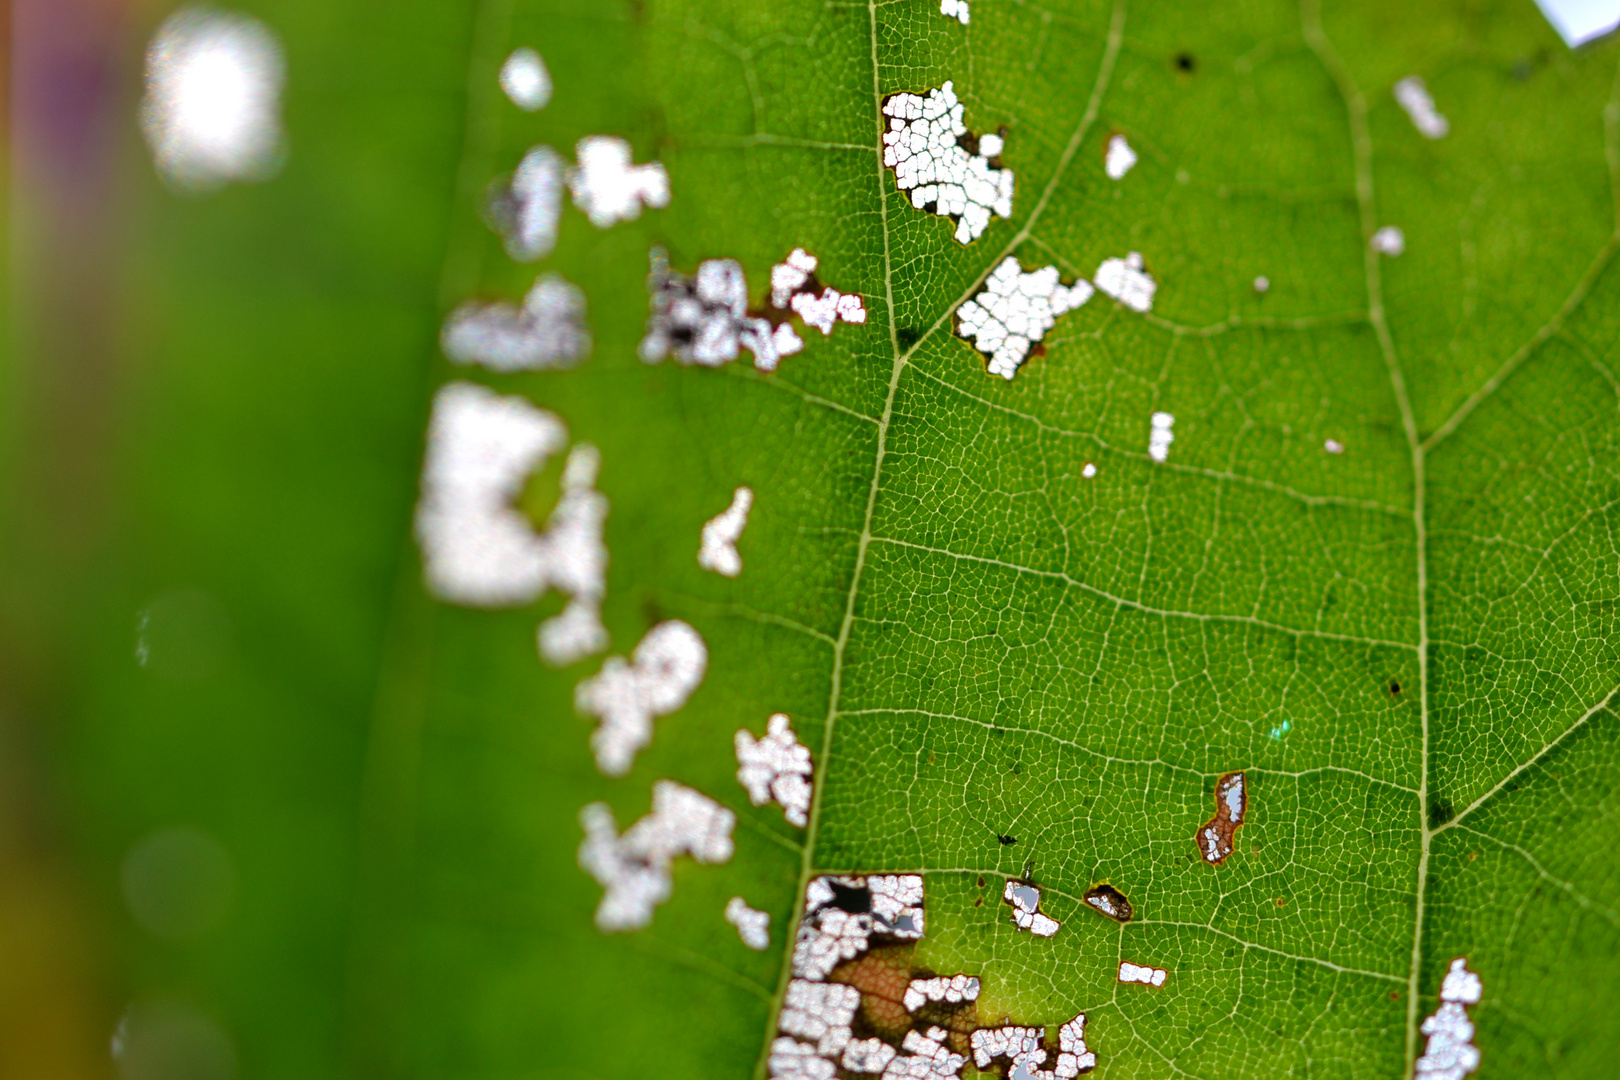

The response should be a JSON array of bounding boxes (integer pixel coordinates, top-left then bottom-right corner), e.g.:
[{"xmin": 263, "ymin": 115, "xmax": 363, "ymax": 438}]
[
  {"xmin": 1175, "ymin": 52, "xmax": 1196, "ymax": 73},
  {"xmin": 977, "ymin": 876, "xmax": 986, "ymax": 888},
  {"xmin": 975, "ymin": 897, "xmax": 983, "ymax": 907},
  {"xmin": 1428, "ymin": 799, "xmax": 1455, "ymax": 829},
  {"xmin": 827, "ymin": 880, "xmax": 871, "ymax": 914},
  {"xmin": 897, "ymin": 327, "xmax": 921, "ymax": 348},
  {"xmin": 956, "ymin": 132, "xmax": 980, "ymax": 156},
  {"xmin": 1389, "ymin": 680, "xmax": 1402, "ymax": 697},
  {"xmin": 998, "ymin": 834, "xmax": 1018, "ymax": 846},
  {"xmin": 1029, "ymin": 342, "xmax": 1047, "ymax": 359}
]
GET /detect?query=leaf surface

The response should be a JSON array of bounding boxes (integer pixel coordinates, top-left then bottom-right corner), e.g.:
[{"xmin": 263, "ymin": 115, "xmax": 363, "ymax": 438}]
[{"xmin": 26, "ymin": 1, "xmax": 1620, "ymax": 1078}]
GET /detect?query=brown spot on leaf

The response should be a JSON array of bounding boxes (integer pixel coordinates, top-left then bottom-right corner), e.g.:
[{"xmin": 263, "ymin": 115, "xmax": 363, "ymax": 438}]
[
  {"xmin": 1082, "ymin": 883, "xmax": 1133, "ymax": 923},
  {"xmin": 1197, "ymin": 771, "xmax": 1246, "ymax": 865}
]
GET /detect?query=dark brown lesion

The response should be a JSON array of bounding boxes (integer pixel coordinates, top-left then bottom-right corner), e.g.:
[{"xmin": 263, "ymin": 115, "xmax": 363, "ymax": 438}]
[
  {"xmin": 1081, "ymin": 883, "xmax": 1132, "ymax": 923},
  {"xmin": 830, "ymin": 945, "xmax": 979, "ymax": 1056},
  {"xmin": 1197, "ymin": 771, "xmax": 1247, "ymax": 865}
]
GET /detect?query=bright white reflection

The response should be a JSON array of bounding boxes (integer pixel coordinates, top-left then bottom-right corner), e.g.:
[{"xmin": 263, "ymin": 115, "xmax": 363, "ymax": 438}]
[
  {"xmin": 1533, "ymin": 0, "xmax": 1620, "ymax": 45},
  {"xmin": 141, "ymin": 8, "xmax": 285, "ymax": 190},
  {"xmin": 500, "ymin": 47, "xmax": 552, "ymax": 110}
]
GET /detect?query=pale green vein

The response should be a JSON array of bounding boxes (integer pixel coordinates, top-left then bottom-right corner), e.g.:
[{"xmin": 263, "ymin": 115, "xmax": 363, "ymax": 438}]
[
  {"xmin": 905, "ymin": 362, "xmax": 1413, "ymax": 519},
  {"xmin": 869, "ymin": 533, "xmax": 1418, "ymax": 651}
]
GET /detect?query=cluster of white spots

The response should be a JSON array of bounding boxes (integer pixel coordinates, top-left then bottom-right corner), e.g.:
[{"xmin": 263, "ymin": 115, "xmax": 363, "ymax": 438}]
[
  {"xmin": 1055, "ymin": 1016, "xmax": 1096, "ymax": 1077},
  {"xmin": 792, "ymin": 874, "xmax": 924, "ymax": 980},
  {"xmin": 725, "ymin": 896, "xmax": 771, "ymax": 950},
  {"xmin": 699, "ymin": 486, "xmax": 754, "ymax": 577},
  {"xmin": 415, "ymin": 385, "xmax": 609, "ymax": 664},
  {"xmin": 736, "ymin": 713, "xmax": 814, "ymax": 826},
  {"xmin": 1534, "ymin": 0, "xmax": 1620, "ymax": 46},
  {"xmin": 1004, "ymin": 880, "xmax": 1060, "ymax": 937},
  {"xmin": 577, "ymin": 780, "xmax": 734, "ymax": 931},
  {"xmin": 1394, "ymin": 75, "xmax": 1449, "ymax": 139},
  {"xmin": 1093, "ymin": 251, "xmax": 1157, "ymax": 312},
  {"xmin": 1104, "ymin": 134, "xmax": 1138, "ymax": 180},
  {"xmin": 972, "ymin": 1016, "xmax": 1094, "ymax": 1079},
  {"xmin": 1324, "ymin": 438, "xmax": 1345, "ymax": 454},
  {"xmin": 574, "ymin": 621, "xmax": 707, "ymax": 775},
  {"xmin": 489, "ymin": 146, "xmax": 565, "ymax": 261},
  {"xmin": 1371, "ymin": 225, "xmax": 1406, "ymax": 256},
  {"xmin": 843, "ymin": 1038, "xmax": 898, "ymax": 1074},
  {"xmin": 442, "ymin": 274, "xmax": 589, "ymax": 371},
  {"xmin": 1253, "ymin": 275, "xmax": 1271, "ymax": 293},
  {"xmin": 529, "ymin": 442, "xmax": 610, "ymax": 664},
  {"xmin": 1415, "ymin": 958, "xmax": 1483, "ymax": 1080},
  {"xmin": 415, "ymin": 382, "xmax": 569, "ymax": 607},
  {"xmin": 887, "ymin": 1028, "xmax": 968, "ymax": 1079},
  {"xmin": 882, "ymin": 82, "xmax": 1015, "ymax": 244},
  {"xmin": 569, "ymin": 135, "xmax": 669, "ymax": 227},
  {"xmin": 770, "ymin": 1037, "xmax": 836, "ymax": 1080},
  {"xmin": 1117, "ymin": 961, "xmax": 1167, "ymax": 987},
  {"xmin": 957, "ymin": 257, "xmax": 1094, "ymax": 379},
  {"xmin": 1148, "ymin": 411, "xmax": 1175, "ymax": 463},
  {"xmin": 640, "ymin": 250, "xmax": 799, "ymax": 371},
  {"xmin": 780, "ymin": 979, "xmax": 861, "ymax": 1058},
  {"xmin": 904, "ymin": 974, "xmax": 980, "ymax": 1013},
  {"xmin": 770, "ymin": 248, "xmax": 867, "ymax": 344},
  {"xmin": 941, "ymin": 0, "xmax": 970, "ymax": 24},
  {"xmin": 141, "ymin": 8, "xmax": 285, "ymax": 190},
  {"xmin": 500, "ymin": 48, "xmax": 552, "ymax": 111}
]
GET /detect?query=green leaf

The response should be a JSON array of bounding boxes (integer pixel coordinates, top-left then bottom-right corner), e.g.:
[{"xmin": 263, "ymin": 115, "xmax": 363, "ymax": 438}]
[{"xmin": 9, "ymin": 0, "xmax": 1620, "ymax": 1078}]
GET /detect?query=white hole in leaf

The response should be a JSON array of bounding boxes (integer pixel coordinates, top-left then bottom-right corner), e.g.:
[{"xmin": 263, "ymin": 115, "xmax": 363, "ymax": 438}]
[
  {"xmin": 903, "ymin": 974, "xmax": 980, "ymax": 1013},
  {"xmin": 792, "ymin": 874, "xmax": 924, "ymax": 980},
  {"xmin": 640, "ymin": 250, "xmax": 784, "ymax": 370},
  {"xmin": 568, "ymin": 136, "xmax": 669, "ymax": 227},
  {"xmin": 736, "ymin": 713, "xmax": 814, "ymax": 826},
  {"xmin": 1081, "ymin": 462, "xmax": 1097, "ymax": 478},
  {"xmin": 770, "ymin": 1037, "xmax": 837, "ymax": 1080},
  {"xmin": 780, "ymin": 980, "xmax": 861, "ymax": 1057},
  {"xmin": 1003, "ymin": 879, "xmax": 1060, "ymax": 936},
  {"xmin": 577, "ymin": 780, "xmax": 733, "ymax": 931},
  {"xmin": 574, "ymin": 620, "xmax": 707, "ymax": 775},
  {"xmin": 500, "ymin": 47, "xmax": 552, "ymax": 110},
  {"xmin": 940, "ymin": 0, "xmax": 970, "ymax": 24},
  {"xmin": 1371, "ymin": 226, "xmax": 1406, "ymax": 256},
  {"xmin": 1104, "ymin": 134, "xmax": 1137, "ymax": 180},
  {"xmin": 1117, "ymin": 961, "xmax": 1167, "ymax": 987},
  {"xmin": 1532, "ymin": 0, "xmax": 1620, "ymax": 46},
  {"xmin": 141, "ymin": 8, "xmax": 284, "ymax": 191},
  {"xmin": 1414, "ymin": 957, "xmax": 1483, "ymax": 1080},
  {"xmin": 442, "ymin": 274, "xmax": 589, "ymax": 371},
  {"xmin": 1148, "ymin": 411, "xmax": 1175, "ymax": 463},
  {"xmin": 843, "ymin": 1038, "xmax": 899, "ymax": 1074},
  {"xmin": 1325, "ymin": 438, "xmax": 1345, "ymax": 454},
  {"xmin": 699, "ymin": 486, "xmax": 754, "ymax": 578},
  {"xmin": 769, "ymin": 247, "xmax": 867, "ymax": 352},
  {"xmin": 726, "ymin": 896, "xmax": 771, "ymax": 950},
  {"xmin": 1094, "ymin": 252, "xmax": 1157, "ymax": 312},
  {"xmin": 414, "ymin": 384, "xmax": 608, "ymax": 661},
  {"xmin": 487, "ymin": 146, "xmax": 564, "ymax": 261},
  {"xmin": 1253, "ymin": 275, "xmax": 1270, "ymax": 293},
  {"xmin": 882, "ymin": 82, "xmax": 1015, "ymax": 244},
  {"xmin": 1394, "ymin": 76, "xmax": 1449, "ymax": 139},
  {"xmin": 956, "ymin": 256, "xmax": 1093, "ymax": 379}
]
